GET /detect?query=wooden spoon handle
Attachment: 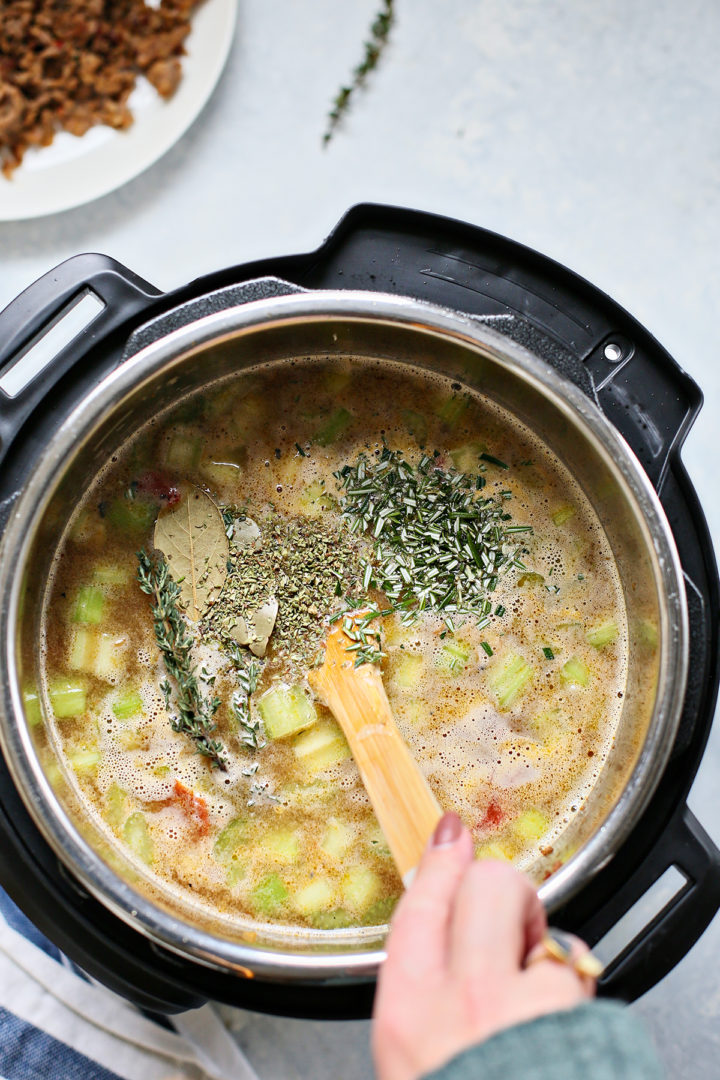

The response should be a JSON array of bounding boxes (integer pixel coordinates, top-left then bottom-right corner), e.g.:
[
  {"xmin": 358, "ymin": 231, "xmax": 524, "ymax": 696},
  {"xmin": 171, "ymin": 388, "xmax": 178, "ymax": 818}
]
[{"xmin": 310, "ymin": 646, "xmax": 442, "ymax": 884}]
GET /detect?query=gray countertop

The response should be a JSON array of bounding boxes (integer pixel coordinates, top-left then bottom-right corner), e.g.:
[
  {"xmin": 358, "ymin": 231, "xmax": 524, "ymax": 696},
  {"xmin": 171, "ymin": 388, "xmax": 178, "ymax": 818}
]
[{"xmin": 1, "ymin": 1, "xmax": 719, "ymax": 1076}]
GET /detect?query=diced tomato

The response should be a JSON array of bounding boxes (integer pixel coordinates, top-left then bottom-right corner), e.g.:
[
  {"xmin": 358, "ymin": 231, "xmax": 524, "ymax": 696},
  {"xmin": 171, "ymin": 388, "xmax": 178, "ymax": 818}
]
[
  {"xmin": 136, "ymin": 471, "xmax": 181, "ymax": 506},
  {"xmin": 479, "ymin": 800, "xmax": 504, "ymax": 830},
  {"xmin": 172, "ymin": 780, "xmax": 210, "ymax": 836}
]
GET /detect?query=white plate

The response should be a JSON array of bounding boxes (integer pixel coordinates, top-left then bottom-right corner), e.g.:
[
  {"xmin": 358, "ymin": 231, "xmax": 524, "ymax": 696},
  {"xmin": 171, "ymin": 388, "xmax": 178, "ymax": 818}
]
[{"xmin": 0, "ymin": 0, "xmax": 237, "ymax": 221}]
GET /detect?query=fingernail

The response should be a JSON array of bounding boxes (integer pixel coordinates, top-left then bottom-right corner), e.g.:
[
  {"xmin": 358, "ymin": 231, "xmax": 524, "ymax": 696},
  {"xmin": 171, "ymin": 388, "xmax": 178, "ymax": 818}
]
[{"xmin": 432, "ymin": 812, "xmax": 463, "ymax": 848}]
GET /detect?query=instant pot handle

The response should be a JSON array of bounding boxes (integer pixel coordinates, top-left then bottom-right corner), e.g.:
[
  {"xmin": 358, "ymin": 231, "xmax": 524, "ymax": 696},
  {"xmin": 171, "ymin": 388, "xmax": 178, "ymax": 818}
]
[
  {"xmin": 0, "ymin": 254, "xmax": 160, "ymax": 451},
  {"xmin": 581, "ymin": 806, "xmax": 720, "ymax": 1001}
]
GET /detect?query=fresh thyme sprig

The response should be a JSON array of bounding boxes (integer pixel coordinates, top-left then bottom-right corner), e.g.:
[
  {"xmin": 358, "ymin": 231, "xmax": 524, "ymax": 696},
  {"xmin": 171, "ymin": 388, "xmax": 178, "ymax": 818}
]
[
  {"xmin": 137, "ymin": 549, "xmax": 227, "ymax": 769},
  {"xmin": 335, "ymin": 448, "xmax": 532, "ymax": 628},
  {"xmin": 323, "ymin": 0, "xmax": 395, "ymax": 145},
  {"xmin": 227, "ymin": 645, "xmax": 265, "ymax": 750}
]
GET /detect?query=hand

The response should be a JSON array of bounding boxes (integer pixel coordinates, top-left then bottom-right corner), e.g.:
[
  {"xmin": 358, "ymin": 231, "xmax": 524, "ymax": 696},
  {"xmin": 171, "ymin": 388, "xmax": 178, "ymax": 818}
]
[{"xmin": 372, "ymin": 812, "xmax": 596, "ymax": 1080}]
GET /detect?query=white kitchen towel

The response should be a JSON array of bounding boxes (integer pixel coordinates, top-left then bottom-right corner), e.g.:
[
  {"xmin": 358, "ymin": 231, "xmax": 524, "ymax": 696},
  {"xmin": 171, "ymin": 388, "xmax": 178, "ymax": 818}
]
[{"xmin": 0, "ymin": 886, "xmax": 259, "ymax": 1080}]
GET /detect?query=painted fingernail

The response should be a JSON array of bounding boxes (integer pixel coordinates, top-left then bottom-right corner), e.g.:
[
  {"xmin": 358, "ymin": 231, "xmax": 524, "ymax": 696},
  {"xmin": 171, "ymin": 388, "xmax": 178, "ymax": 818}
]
[{"xmin": 432, "ymin": 812, "xmax": 463, "ymax": 848}]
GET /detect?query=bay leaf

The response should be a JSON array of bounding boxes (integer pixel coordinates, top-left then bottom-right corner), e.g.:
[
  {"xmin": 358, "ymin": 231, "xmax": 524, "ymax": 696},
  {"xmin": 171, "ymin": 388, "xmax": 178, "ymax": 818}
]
[
  {"xmin": 228, "ymin": 597, "xmax": 278, "ymax": 658},
  {"xmin": 248, "ymin": 597, "xmax": 279, "ymax": 657},
  {"xmin": 232, "ymin": 516, "xmax": 262, "ymax": 549},
  {"xmin": 154, "ymin": 488, "xmax": 229, "ymax": 621}
]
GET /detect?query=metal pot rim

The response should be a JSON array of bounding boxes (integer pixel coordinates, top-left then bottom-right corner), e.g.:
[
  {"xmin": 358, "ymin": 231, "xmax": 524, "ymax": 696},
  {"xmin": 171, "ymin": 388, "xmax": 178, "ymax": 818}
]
[{"xmin": 0, "ymin": 288, "xmax": 688, "ymax": 981}]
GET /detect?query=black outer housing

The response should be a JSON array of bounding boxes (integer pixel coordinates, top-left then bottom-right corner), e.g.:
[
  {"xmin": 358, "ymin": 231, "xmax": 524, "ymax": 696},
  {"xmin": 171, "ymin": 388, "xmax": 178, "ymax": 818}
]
[{"xmin": 0, "ymin": 204, "xmax": 718, "ymax": 1017}]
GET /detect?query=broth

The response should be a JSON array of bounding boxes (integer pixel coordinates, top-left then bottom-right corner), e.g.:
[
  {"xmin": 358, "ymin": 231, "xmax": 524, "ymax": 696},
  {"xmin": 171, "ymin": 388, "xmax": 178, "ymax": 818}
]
[{"xmin": 40, "ymin": 358, "xmax": 626, "ymax": 930}]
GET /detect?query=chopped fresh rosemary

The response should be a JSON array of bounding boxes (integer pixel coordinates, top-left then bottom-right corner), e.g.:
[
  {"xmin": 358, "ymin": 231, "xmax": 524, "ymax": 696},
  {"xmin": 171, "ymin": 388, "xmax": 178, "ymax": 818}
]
[
  {"xmin": 479, "ymin": 453, "xmax": 509, "ymax": 470},
  {"xmin": 341, "ymin": 610, "xmax": 387, "ymax": 668},
  {"xmin": 137, "ymin": 549, "xmax": 227, "ymax": 769},
  {"xmin": 323, "ymin": 0, "xmax": 395, "ymax": 145},
  {"xmin": 335, "ymin": 448, "xmax": 532, "ymax": 626},
  {"xmin": 543, "ymin": 646, "xmax": 555, "ymax": 660},
  {"xmin": 480, "ymin": 641, "xmax": 493, "ymax": 657}
]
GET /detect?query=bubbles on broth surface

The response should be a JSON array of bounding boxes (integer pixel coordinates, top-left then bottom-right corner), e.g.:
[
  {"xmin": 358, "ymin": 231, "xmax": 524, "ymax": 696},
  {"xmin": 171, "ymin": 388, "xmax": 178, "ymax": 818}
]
[{"xmin": 39, "ymin": 356, "xmax": 627, "ymax": 927}]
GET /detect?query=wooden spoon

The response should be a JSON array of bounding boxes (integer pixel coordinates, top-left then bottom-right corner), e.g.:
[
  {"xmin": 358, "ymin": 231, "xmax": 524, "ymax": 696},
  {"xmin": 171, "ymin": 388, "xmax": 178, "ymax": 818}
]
[
  {"xmin": 309, "ymin": 615, "xmax": 604, "ymax": 978},
  {"xmin": 309, "ymin": 614, "xmax": 442, "ymax": 885}
]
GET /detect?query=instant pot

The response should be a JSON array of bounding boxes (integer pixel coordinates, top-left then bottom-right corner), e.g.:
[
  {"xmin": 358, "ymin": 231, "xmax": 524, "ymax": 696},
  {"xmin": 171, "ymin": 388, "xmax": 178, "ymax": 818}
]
[{"xmin": 0, "ymin": 205, "xmax": 718, "ymax": 1018}]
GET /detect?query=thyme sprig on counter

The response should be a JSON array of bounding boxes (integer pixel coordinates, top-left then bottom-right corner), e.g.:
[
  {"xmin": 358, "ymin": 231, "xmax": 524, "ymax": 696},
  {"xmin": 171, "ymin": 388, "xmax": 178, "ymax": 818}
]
[
  {"xmin": 323, "ymin": 0, "xmax": 395, "ymax": 145},
  {"xmin": 335, "ymin": 449, "xmax": 532, "ymax": 628},
  {"xmin": 137, "ymin": 549, "xmax": 227, "ymax": 769}
]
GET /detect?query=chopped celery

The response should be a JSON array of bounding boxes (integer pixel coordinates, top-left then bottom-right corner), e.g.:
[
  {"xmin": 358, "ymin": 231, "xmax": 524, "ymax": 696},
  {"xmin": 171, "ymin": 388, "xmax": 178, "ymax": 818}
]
[
  {"xmin": 402, "ymin": 699, "xmax": 426, "ymax": 726},
  {"xmin": 250, "ymin": 872, "xmax": 288, "ymax": 915},
  {"xmin": 312, "ymin": 908, "xmax": 354, "ymax": 929},
  {"xmin": 69, "ymin": 746, "xmax": 102, "ymax": 775},
  {"xmin": 437, "ymin": 395, "xmax": 468, "ymax": 427},
  {"xmin": 43, "ymin": 758, "xmax": 63, "ymax": 790},
  {"xmin": 517, "ymin": 571, "xmax": 545, "ymax": 587},
  {"xmin": 264, "ymin": 827, "xmax": 301, "ymax": 864},
  {"xmin": 513, "ymin": 809, "xmax": 548, "ymax": 841},
  {"xmin": 292, "ymin": 719, "xmax": 351, "ymax": 772},
  {"xmin": 105, "ymin": 784, "xmax": 129, "ymax": 830},
  {"xmin": 490, "ymin": 655, "xmax": 534, "ymax": 709},
  {"xmin": 106, "ymin": 498, "xmax": 156, "ymax": 534},
  {"xmin": 293, "ymin": 878, "xmax": 336, "ymax": 916},
  {"xmin": 259, "ymin": 685, "xmax": 318, "ymax": 740},
  {"xmin": 383, "ymin": 619, "xmax": 407, "ymax": 647},
  {"xmin": 116, "ymin": 729, "xmax": 144, "ymax": 751},
  {"xmin": 393, "ymin": 652, "xmax": 425, "ymax": 688},
  {"xmin": 637, "ymin": 618, "xmax": 659, "ymax": 649},
  {"xmin": 71, "ymin": 586, "xmax": 105, "ymax": 625},
  {"xmin": 68, "ymin": 629, "xmax": 94, "ymax": 671},
  {"xmin": 552, "ymin": 505, "xmax": 576, "ymax": 526},
  {"xmin": 225, "ymin": 394, "xmax": 262, "ymax": 436},
  {"xmin": 313, "ymin": 407, "xmax": 352, "ymax": 446},
  {"xmin": 48, "ymin": 678, "xmax": 86, "ymax": 718},
  {"xmin": 123, "ymin": 812, "xmax": 153, "ymax": 865},
  {"xmin": 320, "ymin": 818, "xmax": 355, "ymax": 860},
  {"xmin": 164, "ymin": 432, "xmax": 204, "ymax": 470},
  {"xmin": 476, "ymin": 840, "xmax": 512, "ymax": 862},
  {"xmin": 367, "ymin": 825, "xmax": 391, "ymax": 859},
  {"xmin": 363, "ymin": 896, "xmax": 399, "ymax": 926},
  {"xmin": 22, "ymin": 685, "xmax": 42, "ymax": 727},
  {"xmin": 112, "ymin": 689, "xmax": 143, "ymax": 721},
  {"xmin": 299, "ymin": 481, "xmax": 337, "ymax": 517},
  {"xmin": 275, "ymin": 454, "xmax": 301, "ymax": 489},
  {"xmin": 71, "ymin": 511, "xmax": 106, "ymax": 546},
  {"xmin": 199, "ymin": 460, "xmax": 242, "ymax": 490},
  {"xmin": 586, "ymin": 620, "xmax": 619, "ymax": 648},
  {"xmin": 324, "ymin": 368, "xmax": 352, "ymax": 393},
  {"xmin": 280, "ymin": 779, "xmax": 334, "ymax": 806},
  {"xmin": 214, "ymin": 818, "xmax": 247, "ymax": 863},
  {"xmin": 531, "ymin": 708, "xmax": 562, "ymax": 741},
  {"xmin": 435, "ymin": 641, "xmax": 471, "ymax": 678},
  {"xmin": 341, "ymin": 866, "xmax": 381, "ymax": 912},
  {"xmin": 92, "ymin": 564, "xmax": 131, "ymax": 586},
  {"xmin": 94, "ymin": 633, "xmax": 126, "ymax": 680},
  {"xmin": 402, "ymin": 409, "xmax": 428, "ymax": 445},
  {"xmin": 226, "ymin": 861, "xmax": 246, "ymax": 888},
  {"xmin": 450, "ymin": 442, "xmax": 485, "ymax": 473},
  {"xmin": 561, "ymin": 656, "xmax": 590, "ymax": 686}
]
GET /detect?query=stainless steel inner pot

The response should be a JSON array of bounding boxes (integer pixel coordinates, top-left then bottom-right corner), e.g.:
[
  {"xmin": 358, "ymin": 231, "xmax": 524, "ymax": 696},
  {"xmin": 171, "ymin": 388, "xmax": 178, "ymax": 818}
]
[{"xmin": 0, "ymin": 291, "xmax": 688, "ymax": 984}]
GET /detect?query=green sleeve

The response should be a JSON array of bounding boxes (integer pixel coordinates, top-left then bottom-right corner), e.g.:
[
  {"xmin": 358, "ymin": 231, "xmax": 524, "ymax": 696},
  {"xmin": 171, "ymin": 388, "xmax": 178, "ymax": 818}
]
[{"xmin": 422, "ymin": 1001, "xmax": 663, "ymax": 1080}]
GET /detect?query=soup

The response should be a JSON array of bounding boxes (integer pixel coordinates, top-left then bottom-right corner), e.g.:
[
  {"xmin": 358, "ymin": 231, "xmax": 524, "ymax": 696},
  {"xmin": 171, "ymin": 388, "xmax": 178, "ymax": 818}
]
[{"xmin": 39, "ymin": 359, "xmax": 626, "ymax": 930}]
